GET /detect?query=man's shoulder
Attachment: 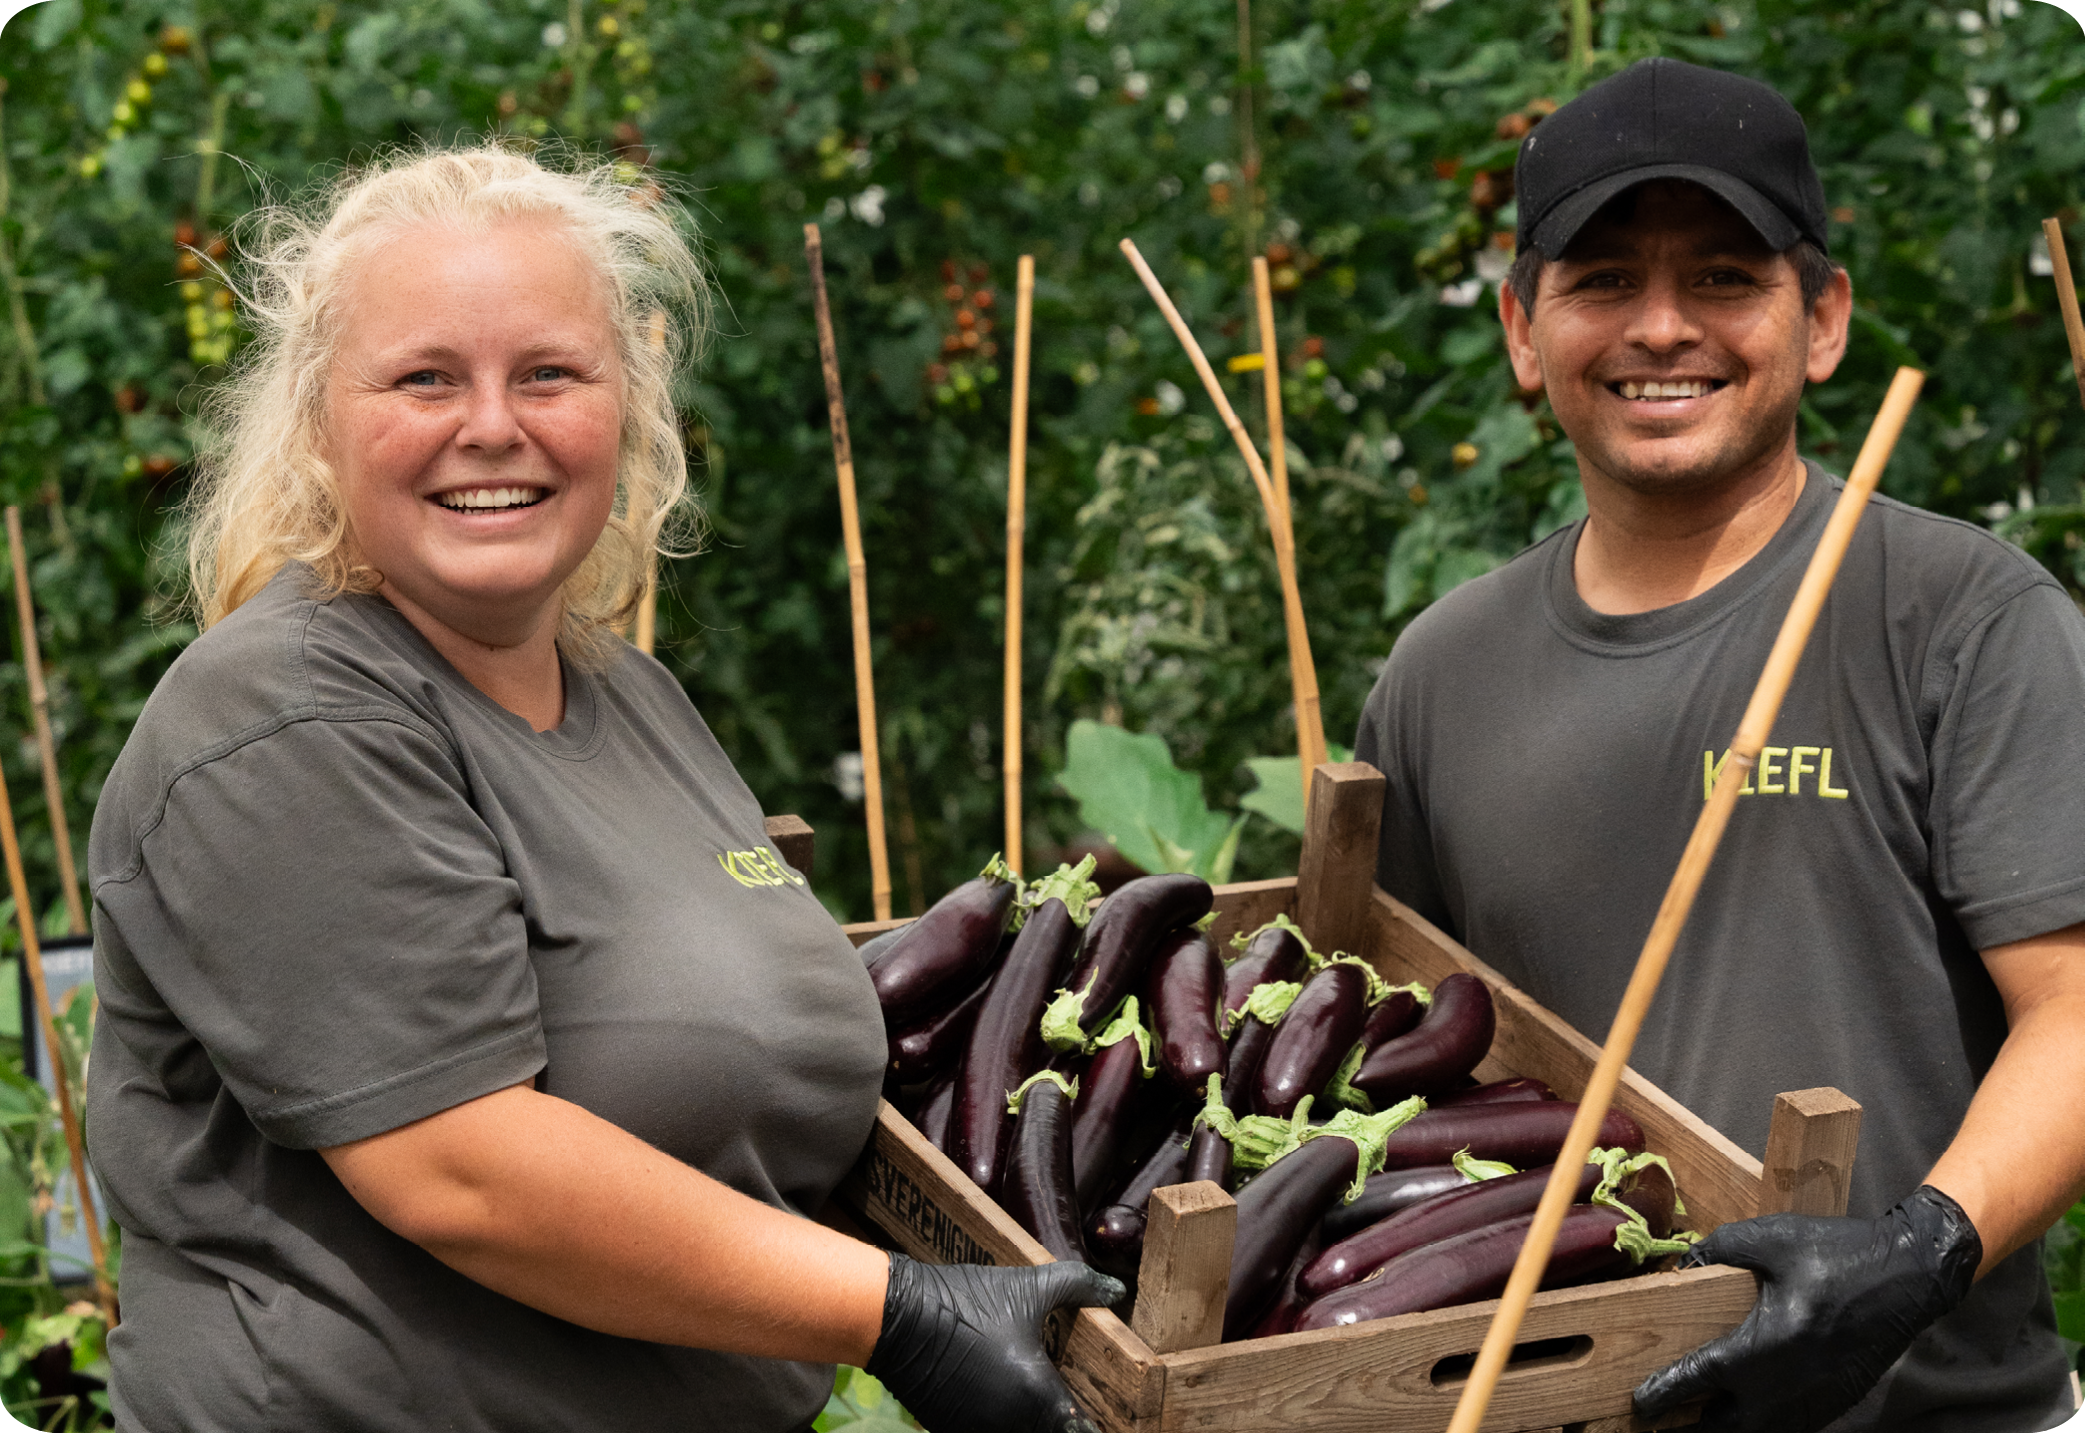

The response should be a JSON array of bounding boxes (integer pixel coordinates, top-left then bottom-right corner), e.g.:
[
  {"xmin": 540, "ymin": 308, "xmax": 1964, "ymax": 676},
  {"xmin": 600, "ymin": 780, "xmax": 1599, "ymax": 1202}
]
[{"xmin": 1855, "ymin": 488, "xmax": 2067, "ymax": 631}]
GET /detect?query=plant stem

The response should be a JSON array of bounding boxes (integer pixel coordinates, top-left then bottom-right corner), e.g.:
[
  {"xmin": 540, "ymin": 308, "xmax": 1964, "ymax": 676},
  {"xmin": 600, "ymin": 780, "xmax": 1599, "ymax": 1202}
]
[
  {"xmin": 0, "ymin": 87, "xmax": 47, "ymax": 410},
  {"xmin": 562, "ymin": 0, "xmax": 588, "ymax": 135},
  {"xmin": 1568, "ymin": 0, "xmax": 1593, "ymax": 84},
  {"xmin": 1235, "ymin": 0, "xmax": 1262, "ymax": 262},
  {"xmin": 196, "ymin": 88, "xmax": 229, "ymax": 227}
]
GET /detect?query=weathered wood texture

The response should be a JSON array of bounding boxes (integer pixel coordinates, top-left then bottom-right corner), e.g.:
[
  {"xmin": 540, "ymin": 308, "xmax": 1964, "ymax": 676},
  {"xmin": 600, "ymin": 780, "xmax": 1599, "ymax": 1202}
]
[
  {"xmin": 1156, "ymin": 1266, "xmax": 1753, "ymax": 1433},
  {"xmin": 762, "ymin": 814, "xmax": 815, "ymax": 883},
  {"xmin": 1564, "ymin": 1406, "xmax": 1706, "ymax": 1432},
  {"xmin": 1294, "ymin": 762, "xmax": 1384, "ymax": 959},
  {"xmin": 1758, "ymin": 1087, "xmax": 1863, "ymax": 1218},
  {"xmin": 1363, "ymin": 888, "xmax": 1764, "ymax": 1235},
  {"xmin": 1131, "ymin": 1183, "xmax": 1236, "ymax": 1354}
]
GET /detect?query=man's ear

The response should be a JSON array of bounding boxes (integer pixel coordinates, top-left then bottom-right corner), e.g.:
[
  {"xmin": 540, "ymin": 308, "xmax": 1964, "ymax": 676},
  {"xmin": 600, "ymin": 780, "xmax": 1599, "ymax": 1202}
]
[
  {"xmin": 1806, "ymin": 265, "xmax": 1853, "ymax": 385},
  {"xmin": 1500, "ymin": 280, "xmax": 1545, "ymax": 394}
]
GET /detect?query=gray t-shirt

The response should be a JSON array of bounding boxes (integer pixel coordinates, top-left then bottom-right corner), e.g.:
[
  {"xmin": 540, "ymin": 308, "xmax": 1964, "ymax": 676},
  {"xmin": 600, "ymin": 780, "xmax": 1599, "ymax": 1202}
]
[
  {"xmin": 1356, "ymin": 465, "xmax": 2085, "ymax": 1432},
  {"xmin": 87, "ymin": 565, "xmax": 887, "ymax": 1432}
]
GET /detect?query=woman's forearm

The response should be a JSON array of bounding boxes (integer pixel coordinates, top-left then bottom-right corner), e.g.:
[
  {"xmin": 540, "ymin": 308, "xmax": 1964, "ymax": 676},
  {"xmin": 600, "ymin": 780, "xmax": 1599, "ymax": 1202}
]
[{"xmin": 321, "ymin": 1083, "xmax": 889, "ymax": 1363}]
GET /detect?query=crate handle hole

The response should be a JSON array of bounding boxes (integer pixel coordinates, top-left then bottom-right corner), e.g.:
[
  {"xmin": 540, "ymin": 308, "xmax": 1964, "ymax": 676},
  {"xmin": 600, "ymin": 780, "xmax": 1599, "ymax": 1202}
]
[{"xmin": 1429, "ymin": 1334, "xmax": 1594, "ymax": 1388}]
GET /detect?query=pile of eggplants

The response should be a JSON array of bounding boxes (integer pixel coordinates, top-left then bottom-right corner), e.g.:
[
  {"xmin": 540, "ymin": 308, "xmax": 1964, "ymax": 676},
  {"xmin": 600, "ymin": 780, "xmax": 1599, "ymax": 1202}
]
[{"xmin": 871, "ymin": 881, "xmax": 1701, "ymax": 1343}]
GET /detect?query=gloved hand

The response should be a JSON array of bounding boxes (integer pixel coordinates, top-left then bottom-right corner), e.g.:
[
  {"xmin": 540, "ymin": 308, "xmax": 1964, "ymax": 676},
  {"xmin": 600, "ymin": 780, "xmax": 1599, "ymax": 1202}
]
[
  {"xmin": 1633, "ymin": 1184, "xmax": 1981, "ymax": 1433},
  {"xmin": 863, "ymin": 1253, "xmax": 1126, "ymax": 1433}
]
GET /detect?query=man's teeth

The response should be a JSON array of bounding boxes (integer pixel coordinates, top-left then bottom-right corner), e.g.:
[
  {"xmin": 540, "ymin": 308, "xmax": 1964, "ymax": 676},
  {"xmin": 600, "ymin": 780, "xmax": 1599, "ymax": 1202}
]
[
  {"xmin": 437, "ymin": 487, "xmax": 544, "ymax": 510},
  {"xmin": 1619, "ymin": 380, "xmax": 1717, "ymax": 400}
]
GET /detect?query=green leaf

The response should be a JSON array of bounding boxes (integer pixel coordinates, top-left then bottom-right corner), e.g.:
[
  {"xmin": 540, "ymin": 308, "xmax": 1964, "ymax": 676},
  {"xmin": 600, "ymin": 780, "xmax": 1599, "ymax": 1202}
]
[
  {"xmin": 1055, "ymin": 720, "xmax": 1239, "ymax": 880},
  {"xmin": 1239, "ymin": 743, "xmax": 1357, "ymax": 835}
]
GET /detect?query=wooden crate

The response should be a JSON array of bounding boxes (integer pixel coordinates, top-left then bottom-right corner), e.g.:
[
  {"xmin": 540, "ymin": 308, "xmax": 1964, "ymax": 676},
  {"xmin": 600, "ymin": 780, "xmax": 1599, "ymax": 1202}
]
[{"xmin": 812, "ymin": 763, "xmax": 1862, "ymax": 1433}]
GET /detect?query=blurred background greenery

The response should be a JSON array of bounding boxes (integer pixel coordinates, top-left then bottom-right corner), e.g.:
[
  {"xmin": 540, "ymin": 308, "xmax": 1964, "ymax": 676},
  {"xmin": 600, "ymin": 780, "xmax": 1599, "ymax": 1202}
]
[{"xmin": 0, "ymin": 0, "xmax": 2080, "ymax": 1422}]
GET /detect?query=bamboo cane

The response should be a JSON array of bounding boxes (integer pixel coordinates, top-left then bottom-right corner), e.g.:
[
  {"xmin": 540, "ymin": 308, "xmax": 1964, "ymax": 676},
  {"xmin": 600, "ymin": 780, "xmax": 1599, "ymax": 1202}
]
[
  {"xmin": 1444, "ymin": 365, "xmax": 1926, "ymax": 1433},
  {"xmin": 0, "ymin": 748, "xmax": 114, "ymax": 1323},
  {"xmin": 804, "ymin": 224, "xmax": 893, "ymax": 921},
  {"xmin": 1003, "ymin": 255, "xmax": 1035, "ymax": 877},
  {"xmin": 5, "ymin": 507, "xmax": 83, "ymax": 935},
  {"xmin": 1250, "ymin": 257, "xmax": 1325, "ymax": 814},
  {"xmin": 2042, "ymin": 218, "xmax": 2085, "ymax": 413},
  {"xmin": 632, "ymin": 309, "xmax": 667, "ymax": 655},
  {"xmin": 1120, "ymin": 239, "xmax": 1326, "ymax": 803}
]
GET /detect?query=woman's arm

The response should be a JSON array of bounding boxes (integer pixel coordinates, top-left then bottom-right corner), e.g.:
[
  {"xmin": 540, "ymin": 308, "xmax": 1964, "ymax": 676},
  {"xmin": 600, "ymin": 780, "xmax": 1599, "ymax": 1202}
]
[{"xmin": 319, "ymin": 1082, "xmax": 889, "ymax": 1364}]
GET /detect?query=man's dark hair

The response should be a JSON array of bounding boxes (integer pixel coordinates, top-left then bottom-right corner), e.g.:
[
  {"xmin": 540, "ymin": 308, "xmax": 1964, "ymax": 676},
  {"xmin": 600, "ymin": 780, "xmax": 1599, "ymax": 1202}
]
[{"xmin": 1507, "ymin": 238, "xmax": 1840, "ymax": 315}]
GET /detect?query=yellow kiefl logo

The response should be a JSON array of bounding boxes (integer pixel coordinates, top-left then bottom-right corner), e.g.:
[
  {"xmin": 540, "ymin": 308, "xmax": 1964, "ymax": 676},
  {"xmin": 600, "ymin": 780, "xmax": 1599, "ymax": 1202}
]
[
  {"xmin": 1703, "ymin": 747, "xmax": 1850, "ymax": 801},
  {"xmin": 717, "ymin": 845, "xmax": 807, "ymax": 889}
]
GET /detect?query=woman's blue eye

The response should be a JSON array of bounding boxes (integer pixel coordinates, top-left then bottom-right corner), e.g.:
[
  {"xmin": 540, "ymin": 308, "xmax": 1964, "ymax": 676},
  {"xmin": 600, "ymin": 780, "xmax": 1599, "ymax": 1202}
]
[
  {"xmin": 402, "ymin": 370, "xmax": 442, "ymax": 386},
  {"xmin": 532, "ymin": 366, "xmax": 566, "ymax": 382}
]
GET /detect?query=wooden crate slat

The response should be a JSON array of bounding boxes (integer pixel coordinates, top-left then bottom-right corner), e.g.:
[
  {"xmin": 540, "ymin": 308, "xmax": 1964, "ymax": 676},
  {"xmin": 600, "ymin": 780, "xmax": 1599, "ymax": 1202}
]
[
  {"xmin": 1151, "ymin": 1266, "xmax": 1754, "ymax": 1433},
  {"xmin": 1363, "ymin": 888, "xmax": 1764, "ymax": 1232}
]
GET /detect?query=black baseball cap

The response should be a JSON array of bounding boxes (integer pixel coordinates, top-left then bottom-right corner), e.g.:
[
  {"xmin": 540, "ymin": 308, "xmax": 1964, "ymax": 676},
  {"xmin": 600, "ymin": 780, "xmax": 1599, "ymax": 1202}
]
[{"xmin": 1514, "ymin": 58, "xmax": 1829, "ymax": 260}]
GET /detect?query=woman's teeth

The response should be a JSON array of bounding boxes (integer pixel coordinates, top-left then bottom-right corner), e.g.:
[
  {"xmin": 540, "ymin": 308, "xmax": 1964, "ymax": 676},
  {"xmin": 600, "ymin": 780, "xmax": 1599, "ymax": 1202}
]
[
  {"xmin": 1619, "ymin": 380, "xmax": 1718, "ymax": 400},
  {"xmin": 436, "ymin": 486, "xmax": 545, "ymax": 510}
]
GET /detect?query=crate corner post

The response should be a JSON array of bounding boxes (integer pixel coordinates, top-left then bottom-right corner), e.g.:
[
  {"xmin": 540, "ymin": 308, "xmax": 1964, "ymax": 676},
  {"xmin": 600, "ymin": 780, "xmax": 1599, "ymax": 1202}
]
[
  {"xmin": 1130, "ymin": 1180, "xmax": 1236, "ymax": 1355},
  {"xmin": 1758, "ymin": 1087, "xmax": 1862, "ymax": 1218},
  {"xmin": 1296, "ymin": 760, "xmax": 1385, "ymax": 956}
]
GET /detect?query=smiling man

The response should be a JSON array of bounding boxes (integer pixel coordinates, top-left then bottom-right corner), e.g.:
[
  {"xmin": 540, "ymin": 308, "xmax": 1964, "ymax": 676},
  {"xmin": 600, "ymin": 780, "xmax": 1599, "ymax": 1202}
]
[{"xmin": 1354, "ymin": 58, "xmax": 2085, "ymax": 1432}]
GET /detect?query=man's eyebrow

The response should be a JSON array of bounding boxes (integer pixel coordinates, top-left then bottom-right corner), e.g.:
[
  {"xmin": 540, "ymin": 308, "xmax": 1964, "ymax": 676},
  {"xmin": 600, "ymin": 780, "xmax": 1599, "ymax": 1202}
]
[{"xmin": 1558, "ymin": 235, "xmax": 1778, "ymax": 265}]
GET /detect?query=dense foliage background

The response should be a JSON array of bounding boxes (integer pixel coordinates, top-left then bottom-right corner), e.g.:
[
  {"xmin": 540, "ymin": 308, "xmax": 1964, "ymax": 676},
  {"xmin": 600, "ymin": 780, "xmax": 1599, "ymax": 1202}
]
[{"xmin": 0, "ymin": 0, "xmax": 2078, "ymax": 1422}]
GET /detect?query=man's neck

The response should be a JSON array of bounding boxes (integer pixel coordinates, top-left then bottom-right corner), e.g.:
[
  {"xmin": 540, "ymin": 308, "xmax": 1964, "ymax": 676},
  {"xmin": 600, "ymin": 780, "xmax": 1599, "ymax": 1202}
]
[{"xmin": 1572, "ymin": 443, "xmax": 1807, "ymax": 616}]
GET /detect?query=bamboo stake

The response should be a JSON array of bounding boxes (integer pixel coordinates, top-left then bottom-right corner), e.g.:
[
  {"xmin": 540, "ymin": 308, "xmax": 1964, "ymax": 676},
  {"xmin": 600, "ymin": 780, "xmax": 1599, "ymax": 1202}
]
[
  {"xmin": 632, "ymin": 309, "xmax": 667, "ymax": 656},
  {"xmin": 5, "ymin": 508, "xmax": 83, "ymax": 935},
  {"xmin": 1250, "ymin": 258, "xmax": 1325, "ymax": 813},
  {"xmin": 0, "ymin": 752, "xmax": 113, "ymax": 1322},
  {"xmin": 804, "ymin": 224, "xmax": 892, "ymax": 922},
  {"xmin": 1003, "ymin": 255, "xmax": 1035, "ymax": 876},
  {"xmin": 1120, "ymin": 239, "xmax": 1327, "ymax": 801},
  {"xmin": 1444, "ymin": 365, "xmax": 1925, "ymax": 1433},
  {"xmin": 2042, "ymin": 218, "xmax": 2085, "ymax": 412}
]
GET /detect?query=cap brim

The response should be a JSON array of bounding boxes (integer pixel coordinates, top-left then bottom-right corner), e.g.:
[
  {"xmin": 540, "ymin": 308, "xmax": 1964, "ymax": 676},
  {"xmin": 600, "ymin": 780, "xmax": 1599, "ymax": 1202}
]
[{"xmin": 1527, "ymin": 163, "xmax": 1802, "ymax": 259}]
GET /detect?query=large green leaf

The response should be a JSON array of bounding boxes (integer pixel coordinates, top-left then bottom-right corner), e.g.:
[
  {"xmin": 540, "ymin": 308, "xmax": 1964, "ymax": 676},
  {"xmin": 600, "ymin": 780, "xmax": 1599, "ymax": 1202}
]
[
  {"xmin": 815, "ymin": 1367, "xmax": 919, "ymax": 1432},
  {"xmin": 1055, "ymin": 719, "xmax": 1245, "ymax": 882},
  {"xmin": 1239, "ymin": 743, "xmax": 1358, "ymax": 835}
]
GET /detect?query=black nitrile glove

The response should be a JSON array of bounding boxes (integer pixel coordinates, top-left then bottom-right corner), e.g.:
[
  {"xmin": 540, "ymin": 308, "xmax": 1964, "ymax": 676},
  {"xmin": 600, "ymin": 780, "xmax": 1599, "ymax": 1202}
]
[
  {"xmin": 864, "ymin": 1254, "xmax": 1126, "ymax": 1433},
  {"xmin": 1633, "ymin": 1185, "xmax": 1981, "ymax": 1433}
]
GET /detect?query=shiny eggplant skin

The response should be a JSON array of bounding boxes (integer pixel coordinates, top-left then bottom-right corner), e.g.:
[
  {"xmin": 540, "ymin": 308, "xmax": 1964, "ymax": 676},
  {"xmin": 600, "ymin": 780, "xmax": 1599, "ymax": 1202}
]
[
  {"xmin": 1292, "ymin": 1204, "xmax": 1639, "ymax": 1330},
  {"xmin": 1146, "ymin": 930, "xmax": 1227, "ymax": 1093},
  {"xmin": 1087, "ymin": 1113, "xmax": 1194, "ymax": 1282},
  {"xmin": 1379, "ymin": 1102, "xmax": 1645, "ymax": 1171},
  {"xmin": 1317, "ymin": 1164, "xmax": 1473, "ymax": 1243},
  {"xmin": 913, "ymin": 1071, "xmax": 958, "ymax": 1154},
  {"xmin": 1222, "ymin": 924, "xmax": 1310, "ymax": 1019},
  {"xmin": 1224, "ymin": 1012, "xmax": 1277, "ymax": 1114},
  {"xmin": 1351, "ymin": 972, "xmax": 1496, "ymax": 1104},
  {"xmin": 1184, "ymin": 1122, "xmax": 1233, "ymax": 1190},
  {"xmin": 1299, "ymin": 1161, "xmax": 1602, "ymax": 1298},
  {"xmin": 1003, "ymin": 1078, "xmax": 1089, "ymax": 1264},
  {"xmin": 1431, "ymin": 1076, "xmax": 1557, "ymax": 1108},
  {"xmin": 1071, "ymin": 1034, "xmax": 1151, "ymax": 1211},
  {"xmin": 856, "ymin": 925, "xmax": 905, "ymax": 969},
  {"xmin": 1359, "ymin": 988, "xmax": 1424, "ymax": 1050},
  {"xmin": 886, "ymin": 974, "xmax": 994, "ymax": 1083},
  {"xmin": 1254, "ymin": 963, "xmax": 1369, "ymax": 1119},
  {"xmin": 1242, "ymin": 1228, "xmax": 1323, "ymax": 1340},
  {"xmin": 953, "ymin": 898, "xmax": 1082, "ymax": 1196},
  {"xmin": 1057, "ymin": 874, "xmax": 1214, "ymax": 1042},
  {"xmin": 869, "ymin": 871, "xmax": 1019, "ymax": 1024},
  {"xmin": 1223, "ymin": 1136, "xmax": 1360, "ymax": 1338}
]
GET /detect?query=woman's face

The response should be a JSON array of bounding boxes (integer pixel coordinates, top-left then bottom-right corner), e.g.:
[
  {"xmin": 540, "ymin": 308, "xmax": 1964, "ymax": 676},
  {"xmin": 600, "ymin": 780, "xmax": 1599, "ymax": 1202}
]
[{"xmin": 324, "ymin": 218, "xmax": 623, "ymax": 649}]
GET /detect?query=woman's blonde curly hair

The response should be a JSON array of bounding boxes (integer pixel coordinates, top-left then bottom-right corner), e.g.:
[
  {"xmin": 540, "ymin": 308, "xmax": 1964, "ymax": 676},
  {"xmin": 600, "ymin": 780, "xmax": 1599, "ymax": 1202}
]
[{"xmin": 186, "ymin": 141, "xmax": 706, "ymax": 663}]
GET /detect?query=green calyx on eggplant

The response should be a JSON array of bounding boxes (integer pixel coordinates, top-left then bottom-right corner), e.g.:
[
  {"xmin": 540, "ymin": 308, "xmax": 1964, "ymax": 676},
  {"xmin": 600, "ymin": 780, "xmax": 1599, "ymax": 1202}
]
[{"xmin": 1040, "ymin": 872, "xmax": 1213, "ymax": 1052}]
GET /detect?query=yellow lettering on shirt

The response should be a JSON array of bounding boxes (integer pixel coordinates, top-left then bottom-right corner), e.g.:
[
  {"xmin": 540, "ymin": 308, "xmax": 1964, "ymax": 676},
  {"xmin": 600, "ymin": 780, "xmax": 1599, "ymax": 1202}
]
[
  {"xmin": 718, "ymin": 847, "xmax": 801, "ymax": 889},
  {"xmin": 1757, "ymin": 746, "xmax": 1787, "ymax": 794},
  {"xmin": 1788, "ymin": 746, "xmax": 1820, "ymax": 796},
  {"xmin": 1703, "ymin": 749, "xmax": 1757, "ymax": 800},
  {"xmin": 1819, "ymin": 748, "xmax": 1850, "ymax": 799}
]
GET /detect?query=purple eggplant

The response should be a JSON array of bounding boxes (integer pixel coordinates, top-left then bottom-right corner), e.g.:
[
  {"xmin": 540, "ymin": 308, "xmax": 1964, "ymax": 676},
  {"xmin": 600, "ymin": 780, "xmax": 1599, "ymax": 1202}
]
[
  {"xmin": 1003, "ymin": 1073, "xmax": 1088, "ymax": 1264},
  {"xmin": 1146, "ymin": 929, "xmax": 1227, "ymax": 1093},
  {"xmin": 1432, "ymin": 1077, "xmax": 1557, "ymax": 1108},
  {"xmin": 1223, "ymin": 919, "xmax": 1312, "ymax": 1020},
  {"xmin": 1224, "ymin": 1133, "xmax": 1363, "ymax": 1338},
  {"xmin": 1242, "ymin": 1228, "xmax": 1323, "ymax": 1340},
  {"xmin": 1071, "ymin": 1002, "xmax": 1157, "ymax": 1211},
  {"xmin": 953, "ymin": 860, "xmax": 1099, "ymax": 1196},
  {"xmin": 1361, "ymin": 987, "xmax": 1425, "ymax": 1049},
  {"xmin": 887, "ymin": 973, "xmax": 994, "ymax": 1083},
  {"xmin": 1223, "ymin": 980, "xmax": 1301, "ymax": 1115},
  {"xmin": 1255, "ymin": 962, "xmax": 1370, "ymax": 1119},
  {"xmin": 1300, "ymin": 1161, "xmax": 1602, "ymax": 1299},
  {"xmin": 1318, "ymin": 1164, "xmax": 1479, "ymax": 1243},
  {"xmin": 856, "ymin": 925, "xmax": 906, "ymax": 969},
  {"xmin": 870, "ymin": 856, "xmax": 1021, "ymax": 1025},
  {"xmin": 1380, "ymin": 1101, "xmax": 1645, "ymax": 1171},
  {"xmin": 1042, "ymin": 874, "xmax": 1213, "ymax": 1050},
  {"xmin": 913, "ymin": 1071, "xmax": 957, "ymax": 1154},
  {"xmin": 1352, "ymin": 972, "xmax": 1496, "ymax": 1104},
  {"xmin": 1088, "ymin": 1112, "xmax": 1194, "ymax": 1282}
]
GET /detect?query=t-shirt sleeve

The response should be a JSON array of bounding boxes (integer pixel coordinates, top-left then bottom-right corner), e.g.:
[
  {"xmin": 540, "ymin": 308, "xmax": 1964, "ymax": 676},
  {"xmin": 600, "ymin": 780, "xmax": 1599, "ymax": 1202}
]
[
  {"xmin": 94, "ymin": 714, "xmax": 546, "ymax": 1150},
  {"xmin": 1930, "ymin": 579, "xmax": 2085, "ymax": 950},
  {"xmin": 1354, "ymin": 661, "xmax": 1457, "ymax": 938}
]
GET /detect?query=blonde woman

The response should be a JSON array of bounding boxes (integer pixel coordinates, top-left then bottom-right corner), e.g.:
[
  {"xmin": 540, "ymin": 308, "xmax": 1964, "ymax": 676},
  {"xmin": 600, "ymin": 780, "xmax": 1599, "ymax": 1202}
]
[{"xmin": 85, "ymin": 145, "xmax": 1116, "ymax": 1433}]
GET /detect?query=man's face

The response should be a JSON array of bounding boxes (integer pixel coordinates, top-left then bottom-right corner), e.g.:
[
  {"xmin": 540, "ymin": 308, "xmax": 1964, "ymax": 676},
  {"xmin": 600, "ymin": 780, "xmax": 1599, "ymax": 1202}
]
[{"xmin": 1501, "ymin": 181, "xmax": 1850, "ymax": 501}]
